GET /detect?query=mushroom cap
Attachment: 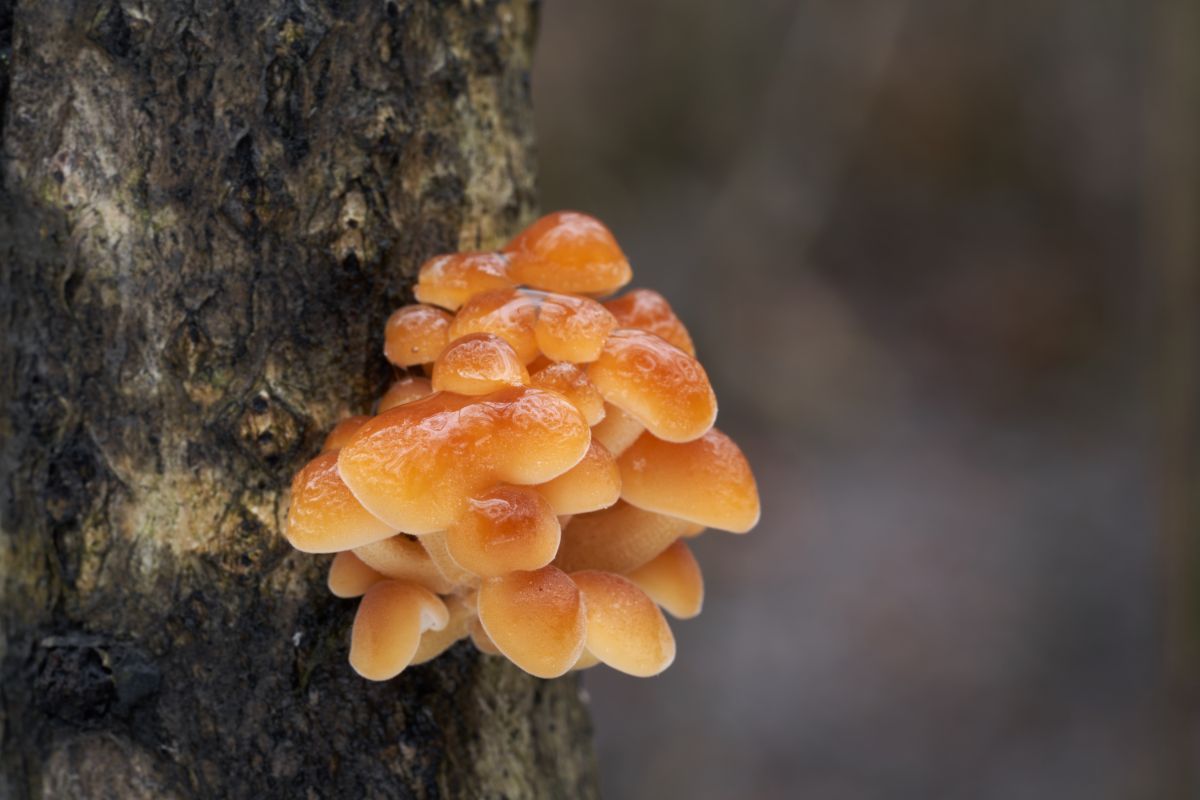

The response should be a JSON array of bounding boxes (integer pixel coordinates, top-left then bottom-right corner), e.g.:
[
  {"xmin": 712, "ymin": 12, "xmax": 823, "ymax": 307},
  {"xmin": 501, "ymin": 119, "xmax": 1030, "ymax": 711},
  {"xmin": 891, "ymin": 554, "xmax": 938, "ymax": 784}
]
[
  {"xmin": 322, "ymin": 415, "xmax": 372, "ymax": 453},
  {"xmin": 411, "ymin": 594, "xmax": 474, "ymax": 665},
  {"xmin": 337, "ymin": 386, "xmax": 590, "ymax": 533},
  {"xmin": 477, "ymin": 566, "xmax": 587, "ymax": 678},
  {"xmin": 349, "ymin": 581, "xmax": 449, "ymax": 681},
  {"xmin": 603, "ymin": 288, "xmax": 696, "ymax": 356},
  {"xmin": 536, "ymin": 440, "xmax": 621, "ymax": 515},
  {"xmin": 587, "ymin": 329, "xmax": 717, "ymax": 443},
  {"xmin": 571, "ymin": 650, "xmax": 602, "ymax": 671},
  {"xmin": 446, "ymin": 485, "xmax": 561, "ymax": 577},
  {"xmin": 418, "ymin": 531, "xmax": 480, "ymax": 588},
  {"xmin": 571, "ymin": 571, "xmax": 675, "ymax": 677},
  {"xmin": 431, "ymin": 333, "xmax": 530, "ymax": 396},
  {"xmin": 553, "ymin": 501, "xmax": 695, "ymax": 574},
  {"xmin": 618, "ymin": 429, "xmax": 760, "ymax": 533},
  {"xmin": 377, "ymin": 375, "xmax": 433, "ymax": 412},
  {"xmin": 529, "ymin": 362, "xmax": 605, "ymax": 426},
  {"xmin": 447, "ymin": 289, "xmax": 540, "ymax": 364},
  {"xmin": 530, "ymin": 291, "xmax": 617, "ymax": 363},
  {"xmin": 504, "ymin": 211, "xmax": 632, "ymax": 296},
  {"xmin": 327, "ymin": 550, "xmax": 385, "ymax": 598},
  {"xmin": 285, "ymin": 451, "xmax": 397, "ymax": 553},
  {"xmin": 415, "ymin": 252, "xmax": 514, "ymax": 311},
  {"xmin": 353, "ymin": 534, "xmax": 457, "ymax": 594},
  {"xmin": 626, "ymin": 540, "xmax": 704, "ymax": 619},
  {"xmin": 469, "ymin": 616, "xmax": 502, "ymax": 655},
  {"xmin": 384, "ymin": 304, "xmax": 453, "ymax": 367},
  {"xmin": 589, "ymin": 402, "xmax": 644, "ymax": 456}
]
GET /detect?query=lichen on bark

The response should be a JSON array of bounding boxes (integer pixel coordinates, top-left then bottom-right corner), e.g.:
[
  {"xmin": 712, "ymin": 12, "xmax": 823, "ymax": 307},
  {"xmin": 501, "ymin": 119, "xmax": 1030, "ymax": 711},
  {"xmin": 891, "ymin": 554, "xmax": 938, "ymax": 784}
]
[{"xmin": 0, "ymin": 1, "xmax": 599, "ymax": 797}]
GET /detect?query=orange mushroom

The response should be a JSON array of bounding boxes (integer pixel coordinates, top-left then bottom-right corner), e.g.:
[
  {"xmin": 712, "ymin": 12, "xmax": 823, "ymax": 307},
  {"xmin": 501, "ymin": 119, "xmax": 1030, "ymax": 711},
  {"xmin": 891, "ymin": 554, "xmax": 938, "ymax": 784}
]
[
  {"xmin": 447, "ymin": 289, "xmax": 540, "ymax": 364},
  {"xmin": 322, "ymin": 415, "xmax": 372, "ymax": 453},
  {"xmin": 431, "ymin": 332, "xmax": 530, "ymax": 395},
  {"xmin": 377, "ymin": 375, "xmax": 434, "ymax": 412},
  {"xmin": 505, "ymin": 211, "xmax": 632, "ymax": 296},
  {"xmin": 529, "ymin": 362, "xmax": 606, "ymax": 426},
  {"xmin": 535, "ymin": 440, "xmax": 621, "ymax": 515},
  {"xmin": 285, "ymin": 451, "xmax": 396, "ymax": 553},
  {"xmin": 627, "ymin": 540, "xmax": 704, "ymax": 619},
  {"xmin": 353, "ymin": 534, "xmax": 457, "ymax": 594},
  {"xmin": 476, "ymin": 566, "xmax": 586, "ymax": 678},
  {"xmin": 571, "ymin": 571, "xmax": 675, "ymax": 677},
  {"xmin": 604, "ymin": 288, "xmax": 696, "ymax": 356},
  {"xmin": 445, "ymin": 485, "xmax": 561, "ymax": 577},
  {"xmin": 327, "ymin": 550, "xmax": 385, "ymax": 598},
  {"xmin": 384, "ymin": 304, "xmax": 453, "ymax": 367},
  {"xmin": 530, "ymin": 291, "xmax": 617, "ymax": 363},
  {"xmin": 553, "ymin": 501, "xmax": 695, "ymax": 574},
  {"xmin": 414, "ymin": 252, "xmax": 514, "ymax": 311},
  {"xmin": 418, "ymin": 531, "xmax": 479, "ymax": 588},
  {"xmin": 411, "ymin": 594, "xmax": 474, "ymax": 665},
  {"xmin": 349, "ymin": 581, "xmax": 449, "ymax": 680},
  {"xmin": 589, "ymin": 402, "xmax": 644, "ymax": 457}
]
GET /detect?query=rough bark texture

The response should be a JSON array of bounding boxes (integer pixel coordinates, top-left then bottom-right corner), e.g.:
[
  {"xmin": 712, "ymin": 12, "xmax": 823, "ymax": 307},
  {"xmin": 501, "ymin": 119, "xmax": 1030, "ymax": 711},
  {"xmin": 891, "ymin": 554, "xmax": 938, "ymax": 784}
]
[{"xmin": 0, "ymin": 1, "xmax": 599, "ymax": 797}]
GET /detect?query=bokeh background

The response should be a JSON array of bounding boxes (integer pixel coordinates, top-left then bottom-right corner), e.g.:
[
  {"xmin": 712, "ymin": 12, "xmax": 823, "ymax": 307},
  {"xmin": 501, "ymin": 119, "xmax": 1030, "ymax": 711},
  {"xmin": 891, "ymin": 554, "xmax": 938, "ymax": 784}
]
[{"xmin": 532, "ymin": 1, "xmax": 1194, "ymax": 797}]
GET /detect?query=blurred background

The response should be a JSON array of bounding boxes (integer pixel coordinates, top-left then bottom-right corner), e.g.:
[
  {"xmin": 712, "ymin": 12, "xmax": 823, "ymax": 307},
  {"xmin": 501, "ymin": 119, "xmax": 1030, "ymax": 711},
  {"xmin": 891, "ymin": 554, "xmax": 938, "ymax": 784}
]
[{"xmin": 533, "ymin": 1, "xmax": 1196, "ymax": 798}]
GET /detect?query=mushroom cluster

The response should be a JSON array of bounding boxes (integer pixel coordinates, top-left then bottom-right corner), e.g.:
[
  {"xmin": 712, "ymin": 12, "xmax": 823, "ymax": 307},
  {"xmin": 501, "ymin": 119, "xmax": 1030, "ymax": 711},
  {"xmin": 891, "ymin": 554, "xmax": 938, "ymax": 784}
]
[{"xmin": 285, "ymin": 211, "xmax": 759, "ymax": 680}]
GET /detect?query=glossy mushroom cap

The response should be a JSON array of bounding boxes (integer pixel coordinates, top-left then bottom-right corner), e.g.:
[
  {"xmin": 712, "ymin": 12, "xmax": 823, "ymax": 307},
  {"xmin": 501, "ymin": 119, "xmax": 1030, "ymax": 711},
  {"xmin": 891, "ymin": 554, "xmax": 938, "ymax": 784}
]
[
  {"xmin": 627, "ymin": 540, "xmax": 704, "ymax": 618},
  {"xmin": 553, "ymin": 501, "xmax": 695, "ymax": 574},
  {"xmin": 529, "ymin": 362, "xmax": 606, "ymax": 425},
  {"xmin": 536, "ymin": 440, "xmax": 621, "ymax": 515},
  {"xmin": 384, "ymin": 304, "xmax": 453, "ymax": 367},
  {"xmin": 447, "ymin": 289, "xmax": 540, "ymax": 364},
  {"xmin": 604, "ymin": 288, "xmax": 696, "ymax": 356},
  {"xmin": 378, "ymin": 375, "xmax": 433, "ymax": 412},
  {"xmin": 588, "ymin": 329, "xmax": 717, "ymax": 443},
  {"xmin": 353, "ymin": 534, "xmax": 457, "ymax": 594},
  {"xmin": 431, "ymin": 333, "xmax": 530, "ymax": 395},
  {"xmin": 337, "ymin": 386, "xmax": 590, "ymax": 533},
  {"xmin": 571, "ymin": 571, "xmax": 675, "ymax": 677},
  {"xmin": 327, "ymin": 550, "xmax": 384, "ymax": 598},
  {"xmin": 349, "ymin": 581, "xmax": 449, "ymax": 680},
  {"xmin": 477, "ymin": 566, "xmax": 586, "ymax": 678},
  {"xmin": 322, "ymin": 415, "xmax": 372, "ymax": 453},
  {"xmin": 285, "ymin": 451, "xmax": 396, "ymax": 553},
  {"xmin": 445, "ymin": 485, "xmax": 561, "ymax": 577},
  {"xmin": 504, "ymin": 211, "xmax": 632, "ymax": 296},
  {"xmin": 589, "ymin": 402, "xmax": 644, "ymax": 456},
  {"xmin": 415, "ymin": 252, "xmax": 514, "ymax": 311},
  {"xmin": 530, "ymin": 291, "xmax": 617, "ymax": 363},
  {"xmin": 618, "ymin": 429, "xmax": 760, "ymax": 533}
]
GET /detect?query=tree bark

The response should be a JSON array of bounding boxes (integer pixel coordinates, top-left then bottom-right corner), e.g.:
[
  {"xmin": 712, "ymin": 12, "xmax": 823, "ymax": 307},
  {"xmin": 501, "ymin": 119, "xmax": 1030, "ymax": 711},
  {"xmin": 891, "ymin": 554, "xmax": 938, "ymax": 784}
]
[{"xmin": 0, "ymin": 1, "xmax": 599, "ymax": 797}]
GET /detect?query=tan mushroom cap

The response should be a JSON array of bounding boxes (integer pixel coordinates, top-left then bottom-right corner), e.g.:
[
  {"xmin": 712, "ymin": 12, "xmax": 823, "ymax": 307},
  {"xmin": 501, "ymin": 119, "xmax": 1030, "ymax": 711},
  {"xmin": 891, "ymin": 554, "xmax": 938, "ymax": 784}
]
[
  {"xmin": 504, "ymin": 211, "xmax": 633, "ymax": 296},
  {"xmin": 285, "ymin": 451, "xmax": 396, "ymax": 553},
  {"xmin": 571, "ymin": 571, "xmax": 675, "ymax": 677},
  {"xmin": 571, "ymin": 650, "xmax": 602, "ymax": 671},
  {"xmin": 353, "ymin": 534, "xmax": 457, "ymax": 594},
  {"xmin": 411, "ymin": 594, "xmax": 474, "ymax": 665},
  {"xmin": 536, "ymin": 440, "xmax": 621, "ymax": 515},
  {"xmin": 589, "ymin": 402, "xmax": 644, "ymax": 456},
  {"xmin": 322, "ymin": 415, "xmax": 372, "ymax": 453},
  {"xmin": 349, "ymin": 581, "xmax": 450, "ymax": 681},
  {"xmin": 469, "ymin": 616, "xmax": 501, "ymax": 655},
  {"xmin": 384, "ymin": 304, "xmax": 453, "ymax": 367},
  {"xmin": 627, "ymin": 540, "xmax": 704, "ymax": 619},
  {"xmin": 337, "ymin": 386, "xmax": 590, "ymax": 533},
  {"xmin": 587, "ymin": 329, "xmax": 717, "ymax": 443},
  {"xmin": 327, "ymin": 550, "xmax": 385, "ymax": 598},
  {"xmin": 530, "ymin": 291, "xmax": 618, "ymax": 363},
  {"xmin": 477, "ymin": 566, "xmax": 587, "ymax": 678},
  {"xmin": 529, "ymin": 362, "xmax": 605, "ymax": 426},
  {"xmin": 553, "ymin": 501, "xmax": 694, "ymax": 574},
  {"xmin": 431, "ymin": 333, "xmax": 530, "ymax": 395},
  {"xmin": 603, "ymin": 288, "xmax": 696, "ymax": 356},
  {"xmin": 419, "ymin": 531, "xmax": 479, "ymax": 588},
  {"xmin": 448, "ymin": 289, "xmax": 540, "ymax": 364},
  {"xmin": 414, "ymin": 252, "xmax": 514, "ymax": 311},
  {"xmin": 618, "ymin": 429, "xmax": 760, "ymax": 533},
  {"xmin": 377, "ymin": 375, "xmax": 433, "ymax": 412},
  {"xmin": 446, "ymin": 485, "xmax": 561, "ymax": 577}
]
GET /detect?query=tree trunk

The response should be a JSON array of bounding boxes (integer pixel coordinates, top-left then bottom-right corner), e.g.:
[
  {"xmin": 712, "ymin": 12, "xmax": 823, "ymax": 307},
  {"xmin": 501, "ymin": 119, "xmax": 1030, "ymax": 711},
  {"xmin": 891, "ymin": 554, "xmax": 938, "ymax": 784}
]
[{"xmin": 0, "ymin": 1, "xmax": 599, "ymax": 797}]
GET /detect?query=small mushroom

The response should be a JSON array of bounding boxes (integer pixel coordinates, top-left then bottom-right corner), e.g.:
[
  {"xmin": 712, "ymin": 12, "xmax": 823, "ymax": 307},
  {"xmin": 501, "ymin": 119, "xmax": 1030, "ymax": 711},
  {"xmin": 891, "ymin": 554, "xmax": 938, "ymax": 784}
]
[
  {"xmin": 415, "ymin": 252, "xmax": 514, "ymax": 311},
  {"xmin": 529, "ymin": 362, "xmax": 606, "ymax": 425},
  {"xmin": 603, "ymin": 288, "xmax": 696, "ymax": 356},
  {"xmin": 587, "ymin": 329, "xmax": 717, "ymax": 443},
  {"xmin": 571, "ymin": 650, "xmax": 602, "ymax": 671},
  {"xmin": 377, "ymin": 375, "xmax": 434, "ymax": 412},
  {"xmin": 530, "ymin": 291, "xmax": 617, "ymax": 363},
  {"xmin": 553, "ymin": 501, "xmax": 695, "ymax": 573},
  {"xmin": 349, "ymin": 580, "xmax": 450, "ymax": 681},
  {"xmin": 504, "ymin": 211, "xmax": 632, "ymax": 296},
  {"xmin": 447, "ymin": 289, "xmax": 540, "ymax": 364},
  {"xmin": 618, "ymin": 429, "xmax": 760, "ymax": 533},
  {"xmin": 469, "ymin": 616, "xmax": 502, "ymax": 655},
  {"xmin": 285, "ymin": 451, "xmax": 397, "ymax": 553},
  {"xmin": 353, "ymin": 534, "xmax": 457, "ymax": 594},
  {"xmin": 445, "ymin": 485, "xmax": 561, "ymax": 577},
  {"xmin": 322, "ymin": 415, "xmax": 372, "ymax": 453},
  {"xmin": 589, "ymin": 402, "xmax": 644, "ymax": 456},
  {"xmin": 476, "ymin": 565, "xmax": 587, "ymax": 678},
  {"xmin": 337, "ymin": 386, "xmax": 590, "ymax": 533},
  {"xmin": 327, "ymin": 550, "xmax": 385, "ymax": 598},
  {"xmin": 431, "ymin": 333, "xmax": 530, "ymax": 395},
  {"xmin": 419, "ymin": 531, "xmax": 479, "ymax": 588},
  {"xmin": 535, "ymin": 440, "xmax": 621, "ymax": 515},
  {"xmin": 571, "ymin": 570, "xmax": 675, "ymax": 677},
  {"xmin": 411, "ymin": 594, "xmax": 474, "ymax": 665},
  {"xmin": 384, "ymin": 304, "xmax": 453, "ymax": 368},
  {"xmin": 626, "ymin": 540, "xmax": 704, "ymax": 619}
]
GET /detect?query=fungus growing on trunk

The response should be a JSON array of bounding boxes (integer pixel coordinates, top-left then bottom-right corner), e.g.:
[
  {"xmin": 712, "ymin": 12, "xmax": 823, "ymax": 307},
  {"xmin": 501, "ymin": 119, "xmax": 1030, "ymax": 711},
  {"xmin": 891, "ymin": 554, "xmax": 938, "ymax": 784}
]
[{"xmin": 282, "ymin": 210, "xmax": 759, "ymax": 680}]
